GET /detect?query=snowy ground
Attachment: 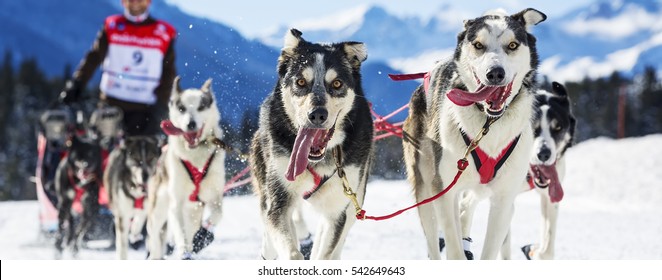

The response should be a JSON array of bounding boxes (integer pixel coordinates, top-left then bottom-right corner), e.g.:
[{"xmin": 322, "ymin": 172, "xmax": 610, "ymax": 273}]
[{"xmin": 1, "ymin": 134, "xmax": 661, "ymax": 260}]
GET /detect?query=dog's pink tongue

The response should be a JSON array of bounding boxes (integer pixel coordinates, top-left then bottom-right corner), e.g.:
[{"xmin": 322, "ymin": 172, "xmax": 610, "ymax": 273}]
[
  {"xmin": 447, "ymin": 85, "xmax": 501, "ymax": 106},
  {"xmin": 161, "ymin": 120, "xmax": 184, "ymax": 136},
  {"xmin": 285, "ymin": 128, "xmax": 319, "ymax": 181},
  {"xmin": 537, "ymin": 164, "xmax": 564, "ymax": 203}
]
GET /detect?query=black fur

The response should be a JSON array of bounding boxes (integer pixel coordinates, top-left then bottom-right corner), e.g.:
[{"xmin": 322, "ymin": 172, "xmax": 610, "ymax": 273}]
[
  {"xmin": 54, "ymin": 135, "xmax": 102, "ymax": 256},
  {"xmin": 250, "ymin": 29, "xmax": 373, "ymax": 260}
]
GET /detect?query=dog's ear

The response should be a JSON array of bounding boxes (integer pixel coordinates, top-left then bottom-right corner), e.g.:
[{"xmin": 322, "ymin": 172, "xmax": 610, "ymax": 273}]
[
  {"xmin": 278, "ymin": 29, "xmax": 303, "ymax": 76},
  {"xmin": 551, "ymin": 81, "xmax": 568, "ymax": 97},
  {"xmin": 201, "ymin": 78, "xmax": 213, "ymax": 94},
  {"xmin": 172, "ymin": 76, "xmax": 183, "ymax": 96},
  {"xmin": 462, "ymin": 19, "xmax": 475, "ymax": 30},
  {"xmin": 511, "ymin": 8, "xmax": 547, "ymax": 29},
  {"xmin": 282, "ymin": 28, "xmax": 303, "ymax": 56},
  {"xmin": 343, "ymin": 42, "xmax": 368, "ymax": 69}
]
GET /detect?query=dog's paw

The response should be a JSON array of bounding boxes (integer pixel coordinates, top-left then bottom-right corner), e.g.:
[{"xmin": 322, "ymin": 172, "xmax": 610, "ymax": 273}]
[
  {"xmin": 129, "ymin": 234, "xmax": 145, "ymax": 250},
  {"xmin": 129, "ymin": 239, "xmax": 145, "ymax": 250},
  {"xmin": 181, "ymin": 252, "xmax": 193, "ymax": 260},
  {"xmin": 464, "ymin": 250, "xmax": 474, "ymax": 260},
  {"xmin": 299, "ymin": 234, "xmax": 313, "ymax": 260},
  {"xmin": 165, "ymin": 243, "xmax": 175, "ymax": 256},
  {"xmin": 521, "ymin": 244, "xmax": 534, "ymax": 260},
  {"xmin": 439, "ymin": 237, "xmax": 445, "ymax": 252},
  {"xmin": 462, "ymin": 237, "xmax": 474, "ymax": 260},
  {"xmin": 192, "ymin": 227, "xmax": 214, "ymax": 254}
]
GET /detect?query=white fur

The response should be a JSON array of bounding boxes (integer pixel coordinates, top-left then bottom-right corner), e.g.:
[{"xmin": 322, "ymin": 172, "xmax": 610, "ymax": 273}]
[
  {"xmin": 146, "ymin": 78, "xmax": 226, "ymax": 259},
  {"xmin": 415, "ymin": 12, "xmax": 540, "ymax": 260}
]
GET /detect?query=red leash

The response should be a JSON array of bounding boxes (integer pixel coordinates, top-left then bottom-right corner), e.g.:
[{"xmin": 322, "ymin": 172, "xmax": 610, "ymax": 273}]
[
  {"xmin": 343, "ymin": 117, "xmax": 498, "ymax": 221},
  {"xmin": 359, "ymin": 158, "xmax": 469, "ymax": 220}
]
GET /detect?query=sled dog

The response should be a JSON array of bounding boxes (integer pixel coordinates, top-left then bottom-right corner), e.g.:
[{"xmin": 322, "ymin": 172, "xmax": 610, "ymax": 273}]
[
  {"xmin": 402, "ymin": 8, "xmax": 547, "ymax": 259},
  {"xmin": 519, "ymin": 81, "xmax": 576, "ymax": 260},
  {"xmin": 250, "ymin": 29, "xmax": 373, "ymax": 260},
  {"xmin": 146, "ymin": 77, "xmax": 225, "ymax": 259},
  {"xmin": 54, "ymin": 135, "xmax": 102, "ymax": 258},
  {"xmin": 104, "ymin": 135, "xmax": 161, "ymax": 259}
]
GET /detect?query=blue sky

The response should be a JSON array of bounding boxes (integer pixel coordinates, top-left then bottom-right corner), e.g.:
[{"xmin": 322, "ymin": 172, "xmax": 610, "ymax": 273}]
[{"xmin": 165, "ymin": 0, "xmax": 594, "ymax": 38}]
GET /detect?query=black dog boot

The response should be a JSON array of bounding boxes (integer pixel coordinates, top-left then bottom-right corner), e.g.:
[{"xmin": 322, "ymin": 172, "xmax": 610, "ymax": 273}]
[
  {"xmin": 439, "ymin": 237, "xmax": 446, "ymax": 252},
  {"xmin": 129, "ymin": 234, "xmax": 145, "ymax": 250},
  {"xmin": 521, "ymin": 244, "xmax": 533, "ymax": 260},
  {"xmin": 192, "ymin": 226, "xmax": 215, "ymax": 254},
  {"xmin": 299, "ymin": 234, "xmax": 313, "ymax": 260},
  {"xmin": 463, "ymin": 237, "xmax": 474, "ymax": 260}
]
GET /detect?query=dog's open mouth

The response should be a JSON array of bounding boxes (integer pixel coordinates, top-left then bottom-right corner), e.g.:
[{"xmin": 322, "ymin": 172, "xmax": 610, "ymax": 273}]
[
  {"xmin": 446, "ymin": 73, "xmax": 515, "ymax": 117},
  {"xmin": 182, "ymin": 127, "xmax": 204, "ymax": 147},
  {"xmin": 483, "ymin": 81, "xmax": 514, "ymax": 116},
  {"xmin": 161, "ymin": 120, "xmax": 205, "ymax": 148},
  {"xmin": 285, "ymin": 127, "xmax": 335, "ymax": 181},
  {"xmin": 530, "ymin": 164, "xmax": 564, "ymax": 203},
  {"xmin": 76, "ymin": 169, "xmax": 97, "ymax": 185}
]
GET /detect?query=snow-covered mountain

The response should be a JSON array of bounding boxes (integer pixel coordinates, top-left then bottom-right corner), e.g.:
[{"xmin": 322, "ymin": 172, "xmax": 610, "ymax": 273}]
[
  {"xmin": 260, "ymin": 0, "xmax": 662, "ymax": 83},
  {"xmin": 3, "ymin": 0, "xmax": 660, "ymax": 125},
  {"xmin": 0, "ymin": 0, "xmax": 416, "ymax": 124},
  {"xmin": 0, "ymin": 0, "xmax": 281, "ymax": 124}
]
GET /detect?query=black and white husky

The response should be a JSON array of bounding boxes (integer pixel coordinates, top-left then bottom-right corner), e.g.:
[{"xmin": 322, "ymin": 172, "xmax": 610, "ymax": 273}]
[
  {"xmin": 519, "ymin": 81, "xmax": 576, "ymax": 260},
  {"xmin": 249, "ymin": 29, "xmax": 373, "ymax": 260},
  {"xmin": 146, "ymin": 77, "xmax": 226, "ymax": 260},
  {"xmin": 54, "ymin": 135, "xmax": 102, "ymax": 258},
  {"xmin": 457, "ymin": 82, "xmax": 576, "ymax": 260},
  {"xmin": 402, "ymin": 8, "xmax": 546, "ymax": 260},
  {"xmin": 104, "ymin": 135, "xmax": 161, "ymax": 259}
]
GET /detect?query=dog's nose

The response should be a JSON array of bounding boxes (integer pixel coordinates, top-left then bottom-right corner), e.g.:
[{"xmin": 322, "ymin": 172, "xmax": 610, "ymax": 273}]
[
  {"xmin": 142, "ymin": 170, "xmax": 150, "ymax": 184},
  {"xmin": 187, "ymin": 120, "xmax": 197, "ymax": 131},
  {"xmin": 537, "ymin": 146, "xmax": 551, "ymax": 162},
  {"xmin": 486, "ymin": 67, "xmax": 505, "ymax": 85},
  {"xmin": 308, "ymin": 108, "xmax": 328, "ymax": 126}
]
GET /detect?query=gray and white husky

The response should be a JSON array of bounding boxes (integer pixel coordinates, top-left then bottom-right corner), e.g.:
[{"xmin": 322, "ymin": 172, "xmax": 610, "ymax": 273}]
[
  {"xmin": 146, "ymin": 77, "xmax": 226, "ymax": 259},
  {"xmin": 402, "ymin": 8, "xmax": 546, "ymax": 260},
  {"xmin": 249, "ymin": 29, "xmax": 373, "ymax": 260},
  {"xmin": 104, "ymin": 135, "xmax": 161, "ymax": 259}
]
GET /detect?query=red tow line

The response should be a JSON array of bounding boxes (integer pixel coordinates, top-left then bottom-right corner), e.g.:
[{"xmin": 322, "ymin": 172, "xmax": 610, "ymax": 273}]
[{"xmin": 359, "ymin": 158, "xmax": 469, "ymax": 221}]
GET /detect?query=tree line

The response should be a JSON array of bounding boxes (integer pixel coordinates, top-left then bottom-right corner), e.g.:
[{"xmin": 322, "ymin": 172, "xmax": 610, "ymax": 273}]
[{"xmin": 1, "ymin": 51, "xmax": 661, "ymax": 200}]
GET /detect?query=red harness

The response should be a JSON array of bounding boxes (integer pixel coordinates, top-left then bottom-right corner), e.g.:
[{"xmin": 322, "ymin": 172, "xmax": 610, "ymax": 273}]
[
  {"xmin": 134, "ymin": 196, "xmax": 145, "ymax": 209},
  {"xmin": 461, "ymin": 132, "xmax": 520, "ymax": 184},
  {"xmin": 67, "ymin": 168, "xmax": 95, "ymax": 214},
  {"xmin": 302, "ymin": 166, "xmax": 330, "ymax": 200},
  {"xmin": 180, "ymin": 152, "xmax": 217, "ymax": 202}
]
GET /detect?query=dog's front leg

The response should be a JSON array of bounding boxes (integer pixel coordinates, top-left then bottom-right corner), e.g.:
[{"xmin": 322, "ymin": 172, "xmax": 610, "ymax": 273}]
[
  {"xmin": 115, "ymin": 213, "xmax": 131, "ymax": 260},
  {"xmin": 128, "ymin": 209, "xmax": 147, "ymax": 247},
  {"xmin": 439, "ymin": 190, "xmax": 466, "ymax": 260},
  {"xmin": 481, "ymin": 193, "xmax": 516, "ymax": 259},
  {"xmin": 168, "ymin": 197, "xmax": 188, "ymax": 258},
  {"xmin": 55, "ymin": 198, "xmax": 72, "ymax": 258},
  {"xmin": 534, "ymin": 195, "xmax": 559, "ymax": 260},
  {"xmin": 182, "ymin": 201, "xmax": 204, "ymax": 256},
  {"xmin": 260, "ymin": 180, "xmax": 302, "ymax": 260},
  {"xmin": 204, "ymin": 196, "xmax": 223, "ymax": 229}
]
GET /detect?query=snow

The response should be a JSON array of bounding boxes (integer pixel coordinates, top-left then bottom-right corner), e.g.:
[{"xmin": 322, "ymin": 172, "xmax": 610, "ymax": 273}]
[{"xmin": 1, "ymin": 134, "xmax": 662, "ymax": 260}]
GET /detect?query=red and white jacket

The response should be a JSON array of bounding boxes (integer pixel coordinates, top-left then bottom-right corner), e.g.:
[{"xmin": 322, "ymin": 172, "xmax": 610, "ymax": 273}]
[{"xmin": 72, "ymin": 14, "xmax": 176, "ymax": 110}]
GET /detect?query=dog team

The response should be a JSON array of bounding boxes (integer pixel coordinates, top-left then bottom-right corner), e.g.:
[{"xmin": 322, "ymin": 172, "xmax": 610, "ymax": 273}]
[{"xmin": 54, "ymin": 7, "xmax": 577, "ymax": 260}]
